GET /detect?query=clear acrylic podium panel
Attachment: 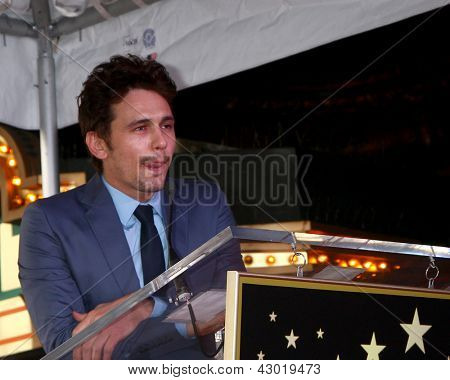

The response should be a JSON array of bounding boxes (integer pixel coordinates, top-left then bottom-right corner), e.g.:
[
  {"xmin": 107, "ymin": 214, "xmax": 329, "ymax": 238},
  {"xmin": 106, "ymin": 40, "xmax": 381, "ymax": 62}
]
[
  {"xmin": 236, "ymin": 229, "xmax": 450, "ymax": 289},
  {"xmin": 43, "ymin": 226, "xmax": 449, "ymax": 359}
]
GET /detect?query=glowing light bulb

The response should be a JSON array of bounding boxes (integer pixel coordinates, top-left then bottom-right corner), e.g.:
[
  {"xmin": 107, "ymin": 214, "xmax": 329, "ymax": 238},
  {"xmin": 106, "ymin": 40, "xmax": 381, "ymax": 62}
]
[
  {"xmin": 0, "ymin": 144, "xmax": 9, "ymax": 153},
  {"xmin": 8, "ymin": 158, "xmax": 16, "ymax": 167},
  {"xmin": 318, "ymin": 255, "xmax": 328, "ymax": 263},
  {"xmin": 11, "ymin": 176, "xmax": 21, "ymax": 186},
  {"xmin": 12, "ymin": 195, "xmax": 23, "ymax": 206},
  {"xmin": 363, "ymin": 261, "xmax": 372, "ymax": 269},
  {"xmin": 243, "ymin": 255, "xmax": 253, "ymax": 265},
  {"xmin": 26, "ymin": 193, "xmax": 37, "ymax": 203},
  {"xmin": 378, "ymin": 262, "xmax": 387, "ymax": 270},
  {"xmin": 266, "ymin": 255, "xmax": 276, "ymax": 265},
  {"xmin": 349, "ymin": 259, "xmax": 362, "ymax": 268}
]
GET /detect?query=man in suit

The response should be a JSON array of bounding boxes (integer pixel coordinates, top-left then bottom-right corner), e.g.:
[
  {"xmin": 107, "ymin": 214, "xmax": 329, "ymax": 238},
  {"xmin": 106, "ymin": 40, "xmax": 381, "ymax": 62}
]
[{"xmin": 18, "ymin": 55, "xmax": 245, "ymax": 360}]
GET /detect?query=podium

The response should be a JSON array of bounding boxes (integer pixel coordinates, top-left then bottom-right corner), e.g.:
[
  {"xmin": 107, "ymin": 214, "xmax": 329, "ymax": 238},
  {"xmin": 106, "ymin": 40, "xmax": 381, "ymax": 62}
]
[
  {"xmin": 42, "ymin": 226, "xmax": 450, "ymax": 360},
  {"xmin": 224, "ymin": 272, "xmax": 450, "ymax": 360}
]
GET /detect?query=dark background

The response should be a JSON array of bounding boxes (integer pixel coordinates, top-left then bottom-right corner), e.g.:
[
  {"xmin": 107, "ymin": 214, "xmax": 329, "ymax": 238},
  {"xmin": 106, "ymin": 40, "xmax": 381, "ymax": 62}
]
[{"xmin": 58, "ymin": 6, "xmax": 450, "ymax": 246}]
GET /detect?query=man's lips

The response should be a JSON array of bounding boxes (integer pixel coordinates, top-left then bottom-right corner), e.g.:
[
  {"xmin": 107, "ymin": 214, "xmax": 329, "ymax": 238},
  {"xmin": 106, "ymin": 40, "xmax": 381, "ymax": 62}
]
[
  {"xmin": 141, "ymin": 158, "xmax": 170, "ymax": 173},
  {"xmin": 141, "ymin": 156, "xmax": 170, "ymax": 165},
  {"xmin": 144, "ymin": 161, "xmax": 165, "ymax": 168}
]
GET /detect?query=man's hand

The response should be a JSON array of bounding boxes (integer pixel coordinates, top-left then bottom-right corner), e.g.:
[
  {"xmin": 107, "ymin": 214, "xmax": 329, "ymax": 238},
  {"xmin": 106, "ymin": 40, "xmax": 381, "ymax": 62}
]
[
  {"xmin": 71, "ymin": 295, "xmax": 154, "ymax": 360},
  {"xmin": 186, "ymin": 311, "xmax": 225, "ymax": 337}
]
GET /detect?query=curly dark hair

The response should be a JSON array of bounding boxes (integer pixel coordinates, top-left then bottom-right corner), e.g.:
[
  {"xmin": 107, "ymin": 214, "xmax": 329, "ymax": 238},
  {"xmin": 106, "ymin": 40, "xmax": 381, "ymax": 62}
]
[{"xmin": 77, "ymin": 54, "xmax": 177, "ymax": 172}]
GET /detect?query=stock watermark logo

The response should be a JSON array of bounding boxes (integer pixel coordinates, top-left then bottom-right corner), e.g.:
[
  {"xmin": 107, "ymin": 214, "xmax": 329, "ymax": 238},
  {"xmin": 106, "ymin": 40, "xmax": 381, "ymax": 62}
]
[
  {"xmin": 170, "ymin": 153, "xmax": 312, "ymax": 207},
  {"xmin": 136, "ymin": 152, "xmax": 312, "ymax": 207}
]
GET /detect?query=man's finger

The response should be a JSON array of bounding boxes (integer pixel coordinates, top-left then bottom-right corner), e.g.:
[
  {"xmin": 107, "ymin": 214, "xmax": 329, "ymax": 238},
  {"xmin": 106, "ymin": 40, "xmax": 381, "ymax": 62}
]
[
  {"xmin": 72, "ymin": 317, "xmax": 90, "ymax": 336},
  {"xmin": 91, "ymin": 333, "xmax": 110, "ymax": 360},
  {"xmin": 80, "ymin": 339, "xmax": 94, "ymax": 361},
  {"xmin": 102, "ymin": 335, "xmax": 119, "ymax": 360},
  {"xmin": 72, "ymin": 310, "xmax": 87, "ymax": 322},
  {"xmin": 73, "ymin": 346, "xmax": 81, "ymax": 360}
]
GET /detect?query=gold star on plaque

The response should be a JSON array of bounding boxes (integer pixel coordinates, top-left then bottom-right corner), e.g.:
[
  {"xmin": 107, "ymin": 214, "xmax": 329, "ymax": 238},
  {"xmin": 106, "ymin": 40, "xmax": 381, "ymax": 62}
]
[
  {"xmin": 361, "ymin": 332, "xmax": 386, "ymax": 360},
  {"xmin": 269, "ymin": 311, "xmax": 277, "ymax": 322},
  {"xmin": 400, "ymin": 308, "xmax": 431, "ymax": 354},
  {"xmin": 257, "ymin": 350, "xmax": 265, "ymax": 360},
  {"xmin": 285, "ymin": 329, "xmax": 299, "ymax": 349},
  {"xmin": 316, "ymin": 328, "xmax": 324, "ymax": 339}
]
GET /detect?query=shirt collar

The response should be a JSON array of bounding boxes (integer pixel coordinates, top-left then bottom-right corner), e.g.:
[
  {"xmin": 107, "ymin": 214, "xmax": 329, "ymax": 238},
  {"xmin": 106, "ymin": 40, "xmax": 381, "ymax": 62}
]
[{"xmin": 101, "ymin": 176, "xmax": 164, "ymax": 228}]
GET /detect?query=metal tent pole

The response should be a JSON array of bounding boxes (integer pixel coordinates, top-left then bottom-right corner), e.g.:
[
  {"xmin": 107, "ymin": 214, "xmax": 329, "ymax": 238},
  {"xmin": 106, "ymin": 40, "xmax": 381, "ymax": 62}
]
[{"xmin": 31, "ymin": 0, "xmax": 59, "ymax": 197}]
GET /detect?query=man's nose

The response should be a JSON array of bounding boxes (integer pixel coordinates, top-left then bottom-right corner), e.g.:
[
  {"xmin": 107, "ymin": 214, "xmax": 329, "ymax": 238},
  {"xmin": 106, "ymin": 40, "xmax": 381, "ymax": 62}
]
[{"xmin": 149, "ymin": 125, "xmax": 167, "ymax": 150}]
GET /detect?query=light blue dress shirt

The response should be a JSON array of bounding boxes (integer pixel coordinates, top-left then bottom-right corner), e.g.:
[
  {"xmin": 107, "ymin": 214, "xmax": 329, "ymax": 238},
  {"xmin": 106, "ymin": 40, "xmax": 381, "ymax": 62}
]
[
  {"xmin": 102, "ymin": 177, "xmax": 189, "ymax": 338},
  {"xmin": 102, "ymin": 176, "xmax": 168, "ymax": 315}
]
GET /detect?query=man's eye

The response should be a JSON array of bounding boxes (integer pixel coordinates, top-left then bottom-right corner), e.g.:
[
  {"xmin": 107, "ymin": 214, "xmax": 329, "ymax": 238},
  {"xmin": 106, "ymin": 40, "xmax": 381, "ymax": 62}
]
[
  {"xmin": 134, "ymin": 126, "xmax": 146, "ymax": 131},
  {"xmin": 162, "ymin": 124, "xmax": 173, "ymax": 129}
]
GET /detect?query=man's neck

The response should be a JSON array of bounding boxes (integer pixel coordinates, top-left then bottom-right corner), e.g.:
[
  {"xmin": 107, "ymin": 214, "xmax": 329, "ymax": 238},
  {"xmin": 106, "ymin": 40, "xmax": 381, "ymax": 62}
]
[{"xmin": 102, "ymin": 174, "xmax": 154, "ymax": 203}]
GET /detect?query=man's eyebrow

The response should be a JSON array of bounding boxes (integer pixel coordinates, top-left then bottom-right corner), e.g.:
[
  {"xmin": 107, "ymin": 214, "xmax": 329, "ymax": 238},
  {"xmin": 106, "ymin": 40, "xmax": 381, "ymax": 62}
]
[
  {"xmin": 127, "ymin": 115, "xmax": 174, "ymax": 128},
  {"xmin": 127, "ymin": 118, "xmax": 150, "ymax": 127},
  {"xmin": 161, "ymin": 115, "xmax": 175, "ymax": 123}
]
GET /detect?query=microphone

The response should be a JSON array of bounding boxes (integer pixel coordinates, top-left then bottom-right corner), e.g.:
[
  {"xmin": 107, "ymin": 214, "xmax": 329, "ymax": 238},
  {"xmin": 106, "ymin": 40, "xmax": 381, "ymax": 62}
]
[{"xmin": 165, "ymin": 179, "xmax": 192, "ymax": 305}]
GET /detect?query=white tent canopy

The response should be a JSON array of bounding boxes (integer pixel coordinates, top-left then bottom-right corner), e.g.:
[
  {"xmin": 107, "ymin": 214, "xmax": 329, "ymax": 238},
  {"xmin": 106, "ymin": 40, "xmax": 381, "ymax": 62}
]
[
  {"xmin": 0, "ymin": 0, "xmax": 448, "ymax": 196},
  {"xmin": 1, "ymin": 0, "xmax": 448, "ymax": 130}
]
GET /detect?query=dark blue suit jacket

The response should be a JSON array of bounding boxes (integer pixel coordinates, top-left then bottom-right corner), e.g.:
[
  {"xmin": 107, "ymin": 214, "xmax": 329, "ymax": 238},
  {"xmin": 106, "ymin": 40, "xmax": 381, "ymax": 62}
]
[{"xmin": 18, "ymin": 174, "xmax": 245, "ymax": 358}]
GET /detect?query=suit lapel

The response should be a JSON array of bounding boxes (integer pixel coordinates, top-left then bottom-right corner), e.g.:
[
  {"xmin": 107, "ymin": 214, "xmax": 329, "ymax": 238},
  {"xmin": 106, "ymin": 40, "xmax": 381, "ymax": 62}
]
[
  {"xmin": 81, "ymin": 175, "xmax": 140, "ymax": 296},
  {"xmin": 162, "ymin": 185, "xmax": 189, "ymax": 260}
]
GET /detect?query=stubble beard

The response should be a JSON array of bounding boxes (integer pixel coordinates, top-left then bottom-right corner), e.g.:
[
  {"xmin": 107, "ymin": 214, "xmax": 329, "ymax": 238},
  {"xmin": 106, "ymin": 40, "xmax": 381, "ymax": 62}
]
[
  {"xmin": 133, "ymin": 154, "xmax": 172, "ymax": 200},
  {"xmin": 135, "ymin": 166, "xmax": 170, "ymax": 199}
]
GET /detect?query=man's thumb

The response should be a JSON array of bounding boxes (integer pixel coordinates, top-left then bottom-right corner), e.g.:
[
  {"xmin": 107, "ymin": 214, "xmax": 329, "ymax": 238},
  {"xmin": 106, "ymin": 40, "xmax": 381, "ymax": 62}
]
[{"xmin": 72, "ymin": 310, "xmax": 86, "ymax": 321}]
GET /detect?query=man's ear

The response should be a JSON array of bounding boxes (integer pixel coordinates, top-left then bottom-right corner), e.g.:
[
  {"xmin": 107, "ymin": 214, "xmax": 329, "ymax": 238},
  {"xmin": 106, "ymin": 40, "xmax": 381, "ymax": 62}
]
[{"xmin": 85, "ymin": 131, "xmax": 109, "ymax": 160}]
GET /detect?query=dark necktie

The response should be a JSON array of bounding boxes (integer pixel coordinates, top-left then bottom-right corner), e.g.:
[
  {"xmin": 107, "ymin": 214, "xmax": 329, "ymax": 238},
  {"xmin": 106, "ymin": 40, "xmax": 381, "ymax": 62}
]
[{"xmin": 133, "ymin": 205, "xmax": 165, "ymax": 285}]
